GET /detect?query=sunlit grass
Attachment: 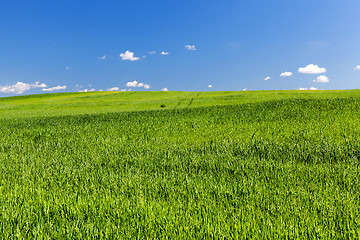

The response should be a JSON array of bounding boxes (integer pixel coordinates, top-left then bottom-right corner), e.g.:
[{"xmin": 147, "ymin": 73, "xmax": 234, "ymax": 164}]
[{"xmin": 0, "ymin": 91, "xmax": 360, "ymax": 238}]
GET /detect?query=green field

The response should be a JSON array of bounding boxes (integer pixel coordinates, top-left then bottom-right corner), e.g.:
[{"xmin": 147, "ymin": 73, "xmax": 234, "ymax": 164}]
[{"xmin": 1, "ymin": 90, "xmax": 360, "ymax": 238}]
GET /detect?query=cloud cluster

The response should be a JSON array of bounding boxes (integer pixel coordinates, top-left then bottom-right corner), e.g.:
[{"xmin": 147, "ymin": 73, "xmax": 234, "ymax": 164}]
[
  {"xmin": 161, "ymin": 87, "xmax": 168, "ymax": 91},
  {"xmin": 108, "ymin": 87, "xmax": 119, "ymax": 91},
  {"xmin": 298, "ymin": 64, "xmax": 326, "ymax": 74},
  {"xmin": 280, "ymin": 72, "xmax": 293, "ymax": 77},
  {"xmin": 126, "ymin": 80, "xmax": 150, "ymax": 89},
  {"xmin": 42, "ymin": 85, "xmax": 67, "ymax": 92},
  {"xmin": 298, "ymin": 87, "xmax": 318, "ymax": 90},
  {"xmin": 0, "ymin": 81, "xmax": 47, "ymax": 94},
  {"xmin": 264, "ymin": 76, "xmax": 270, "ymax": 81},
  {"xmin": 185, "ymin": 45, "xmax": 196, "ymax": 51},
  {"xmin": 160, "ymin": 51, "xmax": 169, "ymax": 55},
  {"xmin": 120, "ymin": 51, "xmax": 140, "ymax": 61},
  {"xmin": 78, "ymin": 88, "xmax": 96, "ymax": 92},
  {"xmin": 313, "ymin": 75, "xmax": 329, "ymax": 83}
]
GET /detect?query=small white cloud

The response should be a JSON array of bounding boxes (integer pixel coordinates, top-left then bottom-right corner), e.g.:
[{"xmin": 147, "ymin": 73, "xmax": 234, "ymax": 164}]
[
  {"xmin": 142, "ymin": 55, "xmax": 146, "ymax": 59},
  {"xmin": 160, "ymin": 51, "xmax": 169, "ymax": 55},
  {"xmin": 126, "ymin": 80, "xmax": 151, "ymax": 89},
  {"xmin": 65, "ymin": 66, "xmax": 70, "ymax": 70},
  {"xmin": 161, "ymin": 87, "xmax": 168, "ymax": 91},
  {"xmin": 298, "ymin": 64, "xmax": 326, "ymax": 74},
  {"xmin": 0, "ymin": 81, "xmax": 47, "ymax": 94},
  {"xmin": 354, "ymin": 65, "xmax": 360, "ymax": 70},
  {"xmin": 242, "ymin": 88, "xmax": 247, "ymax": 91},
  {"xmin": 120, "ymin": 89, "xmax": 127, "ymax": 91},
  {"xmin": 42, "ymin": 85, "xmax": 67, "ymax": 92},
  {"xmin": 78, "ymin": 88, "xmax": 96, "ymax": 92},
  {"xmin": 208, "ymin": 85, "xmax": 213, "ymax": 88},
  {"xmin": 98, "ymin": 55, "xmax": 106, "ymax": 60},
  {"xmin": 185, "ymin": 45, "xmax": 196, "ymax": 51},
  {"xmin": 149, "ymin": 51, "xmax": 156, "ymax": 55},
  {"xmin": 120, "ymin": 51, "xmax": 140, "ymax": 61},
  {"xmin": 298, "ymin": 87, "xmax": 319, "ymax": 90},
  {"xmin": 108, "ymin": 87, "xmax": 120, "ymax": 91},
  {"xmin": 126, "ymin": 80, "xmax": 139, "ymax": 87},
  {"xmin": 313, "ymin": 75, "xmax": 329, "ymax": 83},
  {"xmin": 280, "ymin": 72, "xmax": 293, "ymax": 77},
  {"xmin": 264, "ymin": 76, "xmax": 271, "ymax": 81}
]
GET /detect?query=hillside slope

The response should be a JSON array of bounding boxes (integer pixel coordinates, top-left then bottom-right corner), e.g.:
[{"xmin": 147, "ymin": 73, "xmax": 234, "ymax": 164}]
[
  {"xmin": 0, "ymin": 90, "xmax": 359, "ymax": 238},
  {"xmin": 1, "ymin": 89, "xmax": 360, "ymax": 119}
]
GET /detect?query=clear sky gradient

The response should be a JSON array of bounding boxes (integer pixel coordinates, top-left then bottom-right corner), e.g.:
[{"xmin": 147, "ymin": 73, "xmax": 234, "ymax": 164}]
[{"xmin": 1, "ymin": 0, "xmax": 360, "ymax": 96}]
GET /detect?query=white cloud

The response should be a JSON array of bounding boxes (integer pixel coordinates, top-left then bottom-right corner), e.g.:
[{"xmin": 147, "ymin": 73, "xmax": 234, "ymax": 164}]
[
  {"xmin": 78, "ymin": 88, "xmax": 96, "ymax": 92},
  {"xmin": 313, "ymin": 75, "xmax": 329, "ymax": 83},
  {"xmin": 126, "ymin": 80, "xmax": 139, "ymax": 87},
  {"xmin": 120, "ymin": 51, "xmax": 140, "ymax": 61},
  {"xmin": 185, "ymin": 45, "xmax": 196, "ymax": 51},
  {"xmin": 242, "ymin": 88, "xmax": 247, "ymax": 91},
  {"xmin": 280, "ymin": 72, "xmax": 293, "ymax": 77},
  {"xmin": 160, "ymin": 51, "xmax": 169, "ymax": 55},
  {"xmin": 126, "ymin": 80, "xmax": 151, "ymax": 89},
  {"xmin": 149, "ymin": 51, "xmax": 156, "ymax": 55},
  {"xmin": 120, "ymin": 89, "xmax": 127, "ymax": 91},
  {"xmin": 98, "ymin": 55, "xmax": 106, "ymax": 60},
  {"xmin": 0, "ymin": 81, "xmax": 47, "ymax": 94},
  {"xmin": 161, "ymin": 87, "xmax": 168, "ymax": 91},
  {"xmin": 298, "ymin": 64, "xmax": 326, "ymax": 74},
  {"xmin": 264, "ymin": 76, "xmax": 270, "ymax": 81},
  {"xmin": 65, "ymin": 66, "xmax": 70, "ymax": 70},
  {"xmin": 208, "ymin": 85, "xmax": 213, "ymax": 88},
  {"xmin": 354, "ymin": 65, "xmax": 360, "ymax": 70},
  {"xmin": 142, "ymin": 55, "xmax": 146, "ymax": 59},
  {"xmin": 108, "ymin": 87, "xmax": 120, "ymax": 91},
  {"xmin": 42, "ymin": 85, "xmax": 67, "ymax": 92},
  {"xmin": 298, "ymin": 87, "xmax": 319, "ymax": 90}
]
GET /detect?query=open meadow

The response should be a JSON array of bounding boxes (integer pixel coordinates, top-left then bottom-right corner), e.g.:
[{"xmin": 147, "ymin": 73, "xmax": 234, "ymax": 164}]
[{"xmin": 0, "ymin": 90, "xmax": 360, "ymax": 238}]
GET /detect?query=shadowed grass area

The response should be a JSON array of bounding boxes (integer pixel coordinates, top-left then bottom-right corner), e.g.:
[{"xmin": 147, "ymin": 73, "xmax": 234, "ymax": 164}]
[{"xmin": 0, "ymin": 91, "xmax": 360, "ymax": 238}]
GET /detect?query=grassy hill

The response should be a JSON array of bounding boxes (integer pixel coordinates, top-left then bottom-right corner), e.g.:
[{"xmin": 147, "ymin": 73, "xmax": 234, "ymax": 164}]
[
  {"xmin": 1, "ymin": 89, "xmax": 360, "ymax": 119},
  {"xmin": 1, "ymin": 90, "xmax": 360, "ymax": 238}
]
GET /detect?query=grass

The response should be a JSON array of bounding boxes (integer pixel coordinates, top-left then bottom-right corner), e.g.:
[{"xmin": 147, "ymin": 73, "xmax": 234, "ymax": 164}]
[{"xmin": 0, "ymin": 90, "xmax": 360, "ymax": 238}]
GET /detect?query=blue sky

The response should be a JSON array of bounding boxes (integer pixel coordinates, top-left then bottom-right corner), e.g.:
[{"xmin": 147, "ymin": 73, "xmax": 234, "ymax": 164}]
[{"xmin": 1, "ymin": 0, "xmax": 360, "ymax": 96}]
